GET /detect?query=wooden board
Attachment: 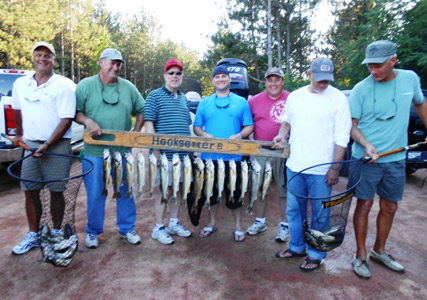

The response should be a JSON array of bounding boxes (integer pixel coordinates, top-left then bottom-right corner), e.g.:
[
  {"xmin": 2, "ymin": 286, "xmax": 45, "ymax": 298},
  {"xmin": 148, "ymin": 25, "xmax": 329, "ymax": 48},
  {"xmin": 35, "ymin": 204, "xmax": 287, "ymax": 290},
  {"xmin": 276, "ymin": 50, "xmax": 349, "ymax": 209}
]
[{"xmin": 84, "ymin": 130, "xmax": 289, "ymax": 158}]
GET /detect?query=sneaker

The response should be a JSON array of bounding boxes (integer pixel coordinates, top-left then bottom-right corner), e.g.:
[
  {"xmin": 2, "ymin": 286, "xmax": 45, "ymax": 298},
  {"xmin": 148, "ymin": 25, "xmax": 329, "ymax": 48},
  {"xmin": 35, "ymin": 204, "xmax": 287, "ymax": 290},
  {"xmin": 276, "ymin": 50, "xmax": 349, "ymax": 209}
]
[
  {"xmin": 12, "ymin": 232, "xmax": 39, "ymax": 255},
  {"xmin": 120, "ymin": 230, "xmax": 141, "ymax": 245},
  {"xmin": 275, "ymin": 224, "xmax": 290, "ymax": 243},
  {"xmin": 352, "ymin": 255, "xmax": 371, "ymax": 279},
  {"xmin": 85, "ymin": 233, "xmax": 98, "ymax": 248},
  {"xmin": 152, "ymin": 226, "xmax": 174, "ymax": 245},
  {"xmin": 166, "ymin": 222, "xmax": 192, "ymax": 237},
  {"xmin": 246, "ymin": 221, "xmax": 267, "ymax": 236},
  {"xmin": 370, "ymin": 249, "xmax": 404, "ymax": 273}
]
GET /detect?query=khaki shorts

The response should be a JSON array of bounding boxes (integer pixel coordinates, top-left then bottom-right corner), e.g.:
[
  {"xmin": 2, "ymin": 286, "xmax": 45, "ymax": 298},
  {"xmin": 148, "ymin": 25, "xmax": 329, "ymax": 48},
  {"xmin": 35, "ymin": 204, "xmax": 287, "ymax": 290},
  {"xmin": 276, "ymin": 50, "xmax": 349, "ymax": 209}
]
[{"xmin": 252, "ymin": 150, "xmax": 287, "ymax": 198}]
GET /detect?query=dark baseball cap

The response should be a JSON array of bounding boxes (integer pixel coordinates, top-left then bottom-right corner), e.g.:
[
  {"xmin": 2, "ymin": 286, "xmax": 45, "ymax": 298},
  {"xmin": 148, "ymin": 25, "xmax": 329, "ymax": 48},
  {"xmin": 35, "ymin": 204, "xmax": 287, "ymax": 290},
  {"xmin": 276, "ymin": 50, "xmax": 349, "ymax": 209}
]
[{"xmin": 265, "ymin": 67, "xmax": 284, "ymax": 78}]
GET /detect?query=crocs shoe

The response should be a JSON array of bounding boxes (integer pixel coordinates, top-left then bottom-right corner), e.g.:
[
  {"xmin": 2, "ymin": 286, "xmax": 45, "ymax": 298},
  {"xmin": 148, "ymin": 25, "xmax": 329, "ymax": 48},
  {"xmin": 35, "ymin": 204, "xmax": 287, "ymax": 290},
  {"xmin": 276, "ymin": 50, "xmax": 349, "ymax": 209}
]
[
  {"xmin": 275, "ymin": 224, "xmax": 290, "ymax": 243},
  {"xmin": 152, "ymin": 226, "xmax": 174, "ymax": 245},
  {"xmin": 166, "ymin": 222, "xmax": 192, "ymax": 237},
  {"xmin": 370, "ymin": 249, "xmax": 404, "ymax": 273},
  {"xmin": 120, "ymin": 230, "xmax": 141, "ymax": 245},
  {"xmin": 12, "ymin": 232, "xmax": 39, "ymax": 255},
  {"xmin": 85, "ymin": 233, "xmax": 99, "ymax": 249},
  {"xmin": 246, "ymin": 221, "xmax": 267, "ymax": 236},
  {"xmin": 352, "ymin": 255, "xmax": 371, "ymax": 279}
]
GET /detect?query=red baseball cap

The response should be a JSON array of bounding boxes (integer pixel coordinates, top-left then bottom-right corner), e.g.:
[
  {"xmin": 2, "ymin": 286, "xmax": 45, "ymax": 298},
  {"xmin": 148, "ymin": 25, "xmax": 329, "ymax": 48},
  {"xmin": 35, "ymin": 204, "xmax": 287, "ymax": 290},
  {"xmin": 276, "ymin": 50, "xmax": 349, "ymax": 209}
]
[{"xmin": 164, "ymin": 59, "xmax": 183, "ymax": 72}]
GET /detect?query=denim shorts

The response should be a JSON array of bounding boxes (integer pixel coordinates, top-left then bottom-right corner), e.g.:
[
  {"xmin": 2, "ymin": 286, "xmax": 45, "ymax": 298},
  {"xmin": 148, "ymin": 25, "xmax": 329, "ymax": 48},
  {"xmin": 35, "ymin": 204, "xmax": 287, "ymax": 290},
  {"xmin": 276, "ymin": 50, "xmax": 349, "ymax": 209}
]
[{"xmin": 349, "ymin": 158, "xmax": 405, "ymax": 202}]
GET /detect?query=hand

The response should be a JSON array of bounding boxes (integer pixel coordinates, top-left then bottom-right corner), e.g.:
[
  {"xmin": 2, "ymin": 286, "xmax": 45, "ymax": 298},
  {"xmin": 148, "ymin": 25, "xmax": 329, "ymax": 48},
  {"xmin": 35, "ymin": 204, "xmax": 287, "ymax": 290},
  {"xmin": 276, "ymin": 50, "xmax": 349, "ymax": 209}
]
[
  {"xmin": 229, "ymin": 133, "xmax": 241, "ymax": 140},
  {"xmin": 85, "ymin": 119, "xmax": 102, "ymax": 136},
  {"xmin": 11, "ymin": 135, "xmax": 23, "ymax": 147},
  {"xmin": 325, "ymin": 167, "xmax": 339, "ymax": 186},
  {"xmin": 32, "ymin": 143, "xmax": 49, "ymax": 157},
  {"xmin": 364, "ymin": 144, "xmax": 378, "ymax": 163},
  {"xmin": 272, "ymin": 135, "xmax": 285, "ymax": 149}
]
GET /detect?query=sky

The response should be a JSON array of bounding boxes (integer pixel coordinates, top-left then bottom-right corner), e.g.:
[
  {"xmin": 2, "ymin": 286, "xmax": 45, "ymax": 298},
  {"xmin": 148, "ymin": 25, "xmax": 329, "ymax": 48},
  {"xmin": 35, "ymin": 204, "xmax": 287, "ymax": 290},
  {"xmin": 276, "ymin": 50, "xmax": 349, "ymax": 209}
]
[{"xmin": 104, "ymin": 0, "xmax": 333, "ymax": 57}]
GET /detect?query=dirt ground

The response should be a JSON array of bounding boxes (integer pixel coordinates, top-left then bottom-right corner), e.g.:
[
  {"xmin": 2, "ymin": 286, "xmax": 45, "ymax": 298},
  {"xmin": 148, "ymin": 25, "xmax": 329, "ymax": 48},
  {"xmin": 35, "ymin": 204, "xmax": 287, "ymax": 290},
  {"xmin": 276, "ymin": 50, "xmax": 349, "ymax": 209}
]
[{"xmin": 1, "ymin": 155, "xmax": 427, "ymax": 300}]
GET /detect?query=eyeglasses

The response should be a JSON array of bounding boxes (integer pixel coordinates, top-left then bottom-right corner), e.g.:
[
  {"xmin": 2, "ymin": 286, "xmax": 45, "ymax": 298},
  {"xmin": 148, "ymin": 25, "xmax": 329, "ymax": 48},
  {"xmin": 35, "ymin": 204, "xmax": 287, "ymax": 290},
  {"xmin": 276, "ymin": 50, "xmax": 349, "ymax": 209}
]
[
  {"xmin": 166, "ymin": 71, "xmax": 183, "ymax": 76},
  {"xmin": 99, "ymin": 75, "xmax": 119, "ymax": 105},
  {"xmin": 373, "ymin": 79, "xmax": 396, "ymax": 121}
]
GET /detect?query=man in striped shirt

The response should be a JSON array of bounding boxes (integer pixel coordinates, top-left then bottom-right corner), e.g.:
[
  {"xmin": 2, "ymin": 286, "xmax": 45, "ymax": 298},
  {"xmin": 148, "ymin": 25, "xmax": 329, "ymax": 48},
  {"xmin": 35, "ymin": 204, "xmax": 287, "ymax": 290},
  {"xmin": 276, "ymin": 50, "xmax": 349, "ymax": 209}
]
[{"xmin": 144, "ymin": 59, "xmax": 193, "ymax": 245}]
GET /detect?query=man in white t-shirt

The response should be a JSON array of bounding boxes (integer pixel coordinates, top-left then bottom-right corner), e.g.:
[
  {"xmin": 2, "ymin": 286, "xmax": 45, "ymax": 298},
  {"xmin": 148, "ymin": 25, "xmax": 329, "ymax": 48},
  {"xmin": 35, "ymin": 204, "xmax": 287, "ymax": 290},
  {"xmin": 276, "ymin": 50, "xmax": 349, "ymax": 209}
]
[
  {"xmin": 11, "ymin": 41, "xmax": 76, "ymax": 255},
  {"xmin": 273, "ymin": 58, "xmax": 351, "ymax": 272}
]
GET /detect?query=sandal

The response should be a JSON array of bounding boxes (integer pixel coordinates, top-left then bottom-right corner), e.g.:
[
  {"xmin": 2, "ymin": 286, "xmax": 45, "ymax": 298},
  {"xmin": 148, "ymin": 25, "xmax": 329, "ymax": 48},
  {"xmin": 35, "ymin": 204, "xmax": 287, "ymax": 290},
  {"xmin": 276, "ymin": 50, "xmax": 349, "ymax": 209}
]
[
  {"xmin": 299, "ymin": 257, "xmax": 322, "ymax": 272},
  {"xmin": 233, "ymin": 230, "xmax": 246, "ymax": 242},
  {"xmin": 198, "ymin": 227, "xmax": 218, "ymax": 238},
  {"xmin": 275, "ymin": 248, "xmax": 307, "ymax": 259}
]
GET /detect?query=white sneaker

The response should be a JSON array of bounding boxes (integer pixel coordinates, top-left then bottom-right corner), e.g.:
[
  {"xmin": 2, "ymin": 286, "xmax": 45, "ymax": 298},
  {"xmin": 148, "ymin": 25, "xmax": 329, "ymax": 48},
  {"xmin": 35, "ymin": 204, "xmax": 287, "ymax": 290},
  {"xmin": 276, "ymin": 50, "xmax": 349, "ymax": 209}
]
[
  {"xmin": 12, "ymin": 232, "xmax": 39, "ymax": 255},
  {"xmin": 370, "ymin": 249, "xmax": 404, "ymax": 273},
  {"xmin": 275, "ymin": 224, "xmax": 290, "ymax": 243},
  {"xmin": 166, "ymin": 222, "xmax": 192, "ymax": 237},
  {"xmin": 152, "ymin": 226, "xmax": 174, "ymax": 245},
  {"xmin": 246, "ymin": 221, "xmax": 267, "ymax": 236},
  {"xmin": 85, "ymin": 233, "xmax": 98, "ymax": 248},
  {"xmin": 120, "ymin": 230, "xmax": 141, "ymax": 245}
]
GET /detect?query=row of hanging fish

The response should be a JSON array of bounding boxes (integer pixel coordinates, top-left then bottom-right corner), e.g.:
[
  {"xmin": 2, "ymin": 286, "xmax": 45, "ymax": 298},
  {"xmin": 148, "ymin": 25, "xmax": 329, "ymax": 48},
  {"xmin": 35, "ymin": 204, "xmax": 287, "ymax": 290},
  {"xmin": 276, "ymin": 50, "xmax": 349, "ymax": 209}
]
[{"xmin": 102, "ymin": 148, "xmax": 274, "ymax": 211}]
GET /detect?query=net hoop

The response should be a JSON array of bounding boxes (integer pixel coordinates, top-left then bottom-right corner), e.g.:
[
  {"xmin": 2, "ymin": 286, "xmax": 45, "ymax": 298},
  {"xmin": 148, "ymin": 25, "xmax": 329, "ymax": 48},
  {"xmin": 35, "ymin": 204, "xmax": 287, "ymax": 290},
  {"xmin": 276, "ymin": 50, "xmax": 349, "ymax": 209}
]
[
  {"xmin": 287, "ymin": 159, "xmax": 362, "ymax": 201},
  {"xmin": 7, "ymin": 150, "xmax": 93, "ymax": 183}
]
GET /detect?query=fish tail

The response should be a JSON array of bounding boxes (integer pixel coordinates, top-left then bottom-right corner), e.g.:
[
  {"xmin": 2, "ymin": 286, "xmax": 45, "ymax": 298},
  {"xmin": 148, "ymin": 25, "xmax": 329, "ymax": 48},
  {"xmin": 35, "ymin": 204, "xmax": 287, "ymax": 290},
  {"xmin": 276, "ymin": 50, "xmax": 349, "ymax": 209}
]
[
  {"xmin": 113, "ymin": 191, "xmax": 121, "ymax": 198},
  {"xmin": 125, "ymin": 191, "xmax": 132, "ymax": 197},
  {"xmin": 102, "ymin": 189, "xmax": 108, "ymax": 196},
  {"xmin": 170, "ymin": 196, "xmax": 176, "ymax": 204}
]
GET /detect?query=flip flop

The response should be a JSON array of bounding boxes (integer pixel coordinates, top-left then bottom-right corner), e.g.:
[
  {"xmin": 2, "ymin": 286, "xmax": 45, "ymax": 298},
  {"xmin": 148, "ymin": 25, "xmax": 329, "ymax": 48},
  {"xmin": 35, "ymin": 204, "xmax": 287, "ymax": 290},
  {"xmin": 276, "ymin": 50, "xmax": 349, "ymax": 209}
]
[
  {"xmin": 275, "ymin": 248, "xmax": 307, "ymax": 259},
  {"xmin": 198, "ymin": 227, "xmax": 217, "ymax": 238},
  {"xmin": 233, "ymin": 230, "xmax": 246, "ymax": 242},
  {"xmin": 299, "ymin": 257, "xmax": 322, "ymax": 272}
]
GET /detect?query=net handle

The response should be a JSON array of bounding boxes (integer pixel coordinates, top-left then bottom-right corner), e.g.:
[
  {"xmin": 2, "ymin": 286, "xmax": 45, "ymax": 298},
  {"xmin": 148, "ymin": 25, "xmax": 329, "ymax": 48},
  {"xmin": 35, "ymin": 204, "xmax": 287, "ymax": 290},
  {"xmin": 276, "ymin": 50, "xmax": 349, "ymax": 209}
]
[
  {"xmin": 362, "ymin": 141, "xmax": 427, "ymax": 162},
  {"xmin": 7, "ymin": 151, "xmax": 94, "ymax": 183}
]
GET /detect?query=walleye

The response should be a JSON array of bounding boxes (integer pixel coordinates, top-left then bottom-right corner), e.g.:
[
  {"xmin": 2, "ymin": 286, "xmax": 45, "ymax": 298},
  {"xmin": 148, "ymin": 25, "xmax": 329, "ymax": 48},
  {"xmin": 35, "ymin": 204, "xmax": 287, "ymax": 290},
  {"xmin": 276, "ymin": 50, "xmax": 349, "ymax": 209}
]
[
  {"xmin": 148, "ymin": 153, "xmax": 157, "ymax": 198},
  {"xmin": 203, "ymin": 158, "xmax": 215, "ymax": 209},
  {"xmin": 160, "ymin": 153, "xmax": 169, "ymax": 203},
  {"xmin": 239, "ymin": 160, "xmax": 249, "ymax": 203},
  {"xmin": 124, "ymin": 152, "xmax": 134, "ymax": 197},
  {"xmin": 112, "ymin": 151, "xmax": 123, "ymax": 198},
  {"xmin": 182, "ymin": 155, "xmax": 192, "ymax": 204},
  {"xmin": 102, "ymin": 148, "xmax": 111, "ymax": 196},
  {"xmin": 303, "ymin": 220, "xmax": 344, "ymax": 252},
  {"xmin": 191, "ymin": 156, "xmax": 205, "ymax": 213},
  {"xmin": 246, "ymin": 159, "xmax": 261, "ymax": 214},
  {"xmin": 216, "ymin": 158, "xmax": 225, "ymax": 203},
  {"xmin": 261, "ymin": 161, "xmax": 272, "ymax": 201},
  {"xmin": 170, "ymin": 153, "xmax": 181, "ymax": 204},
  {"xmin": 228, "ymin": 158, "xmax": 237, "ymax": 202},
  {"xmin": 136, "ymin": 152, "xmax": 145, "ymax": 198}
]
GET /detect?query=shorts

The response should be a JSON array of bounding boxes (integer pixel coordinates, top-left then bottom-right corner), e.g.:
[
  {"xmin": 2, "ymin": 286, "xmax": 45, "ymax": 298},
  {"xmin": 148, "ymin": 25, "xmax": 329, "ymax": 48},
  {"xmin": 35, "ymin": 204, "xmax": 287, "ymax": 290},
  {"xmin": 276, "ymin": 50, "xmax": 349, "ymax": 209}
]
[
  {"xmin": 349, "ymin": 158, "xmax": 405, "ymax": 202},
  {"xmin": 252, "ymin": 152, "xmax": 287, "ymax": 198},
  {"xmin": 20, "ymin": 139, "xmax": 72, "ymax": 192},
  {"xmin": 201, "ymin": 159, "xmax": 243, "ymax": 210}
]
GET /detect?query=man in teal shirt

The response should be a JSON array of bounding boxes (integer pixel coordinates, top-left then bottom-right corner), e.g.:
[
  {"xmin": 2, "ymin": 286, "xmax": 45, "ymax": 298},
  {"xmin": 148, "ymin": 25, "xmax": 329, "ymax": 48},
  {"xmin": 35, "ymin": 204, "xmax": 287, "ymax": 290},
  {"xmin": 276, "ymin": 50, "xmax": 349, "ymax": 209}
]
[
  {"xmin": 350, "ymin": 40, "xmax": 427, "ymax": 279},
  {"xmin": 75, "ymin": 48, "xmax": 145, "ymax": 249}
]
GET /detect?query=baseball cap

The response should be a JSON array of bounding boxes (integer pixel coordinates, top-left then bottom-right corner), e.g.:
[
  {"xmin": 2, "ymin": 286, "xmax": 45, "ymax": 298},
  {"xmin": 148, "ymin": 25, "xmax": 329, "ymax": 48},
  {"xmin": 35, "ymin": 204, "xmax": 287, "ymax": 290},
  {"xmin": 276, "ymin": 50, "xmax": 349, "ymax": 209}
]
[
  {"xmin": 99, "ymin": 48, "xmax": 124, "ymax": 62},
  {"xmin": 32, "ymin": 41, "xmax": 56, "ymax": 55},
  {"xmin": 362, "ymin": 40, "xmax": 396, "ymax": 64},
  {"xmin": 310, "ymin": 57, "xmax": 334, "ymax": 81},
  {"xmin": 265, "ymin": 67, "xmax": 284, "ymax": 78},
  {"xmin": 212, "ymin": 65, "xmax": 230, "ymax": 78},
  {"xmin": 164, "ymin": 59, "xmax": 183, "ymax": 72}
]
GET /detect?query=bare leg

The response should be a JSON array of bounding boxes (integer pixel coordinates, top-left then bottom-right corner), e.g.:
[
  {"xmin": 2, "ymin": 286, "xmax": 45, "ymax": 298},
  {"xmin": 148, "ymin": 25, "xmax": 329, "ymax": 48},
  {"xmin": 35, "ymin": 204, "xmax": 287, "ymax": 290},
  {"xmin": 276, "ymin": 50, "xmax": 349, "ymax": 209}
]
[
  {"xmin": 50, "ymin": 191, "xmax": 65, "ymax": 229},
  {"xmin": 253, "ymin": 198, "xmax": 267, "ymax": 219},
  {"xmin": 373, "ymin": 197, "xmax": 398, "ymax": 254},
  {"xmin": 27, "ymin": 190, "xmax": 42, "ymax": 231},
  {"xmin": 353, "ymin": 198, "xmax": 374, "ymax": 259},
  {"xmin": 25, "ymin": 191, "xmax": 38, "ymax": 232},
  {"xmin": 155, "ymin": 187, "xmax": 172, "ymax": 225}
]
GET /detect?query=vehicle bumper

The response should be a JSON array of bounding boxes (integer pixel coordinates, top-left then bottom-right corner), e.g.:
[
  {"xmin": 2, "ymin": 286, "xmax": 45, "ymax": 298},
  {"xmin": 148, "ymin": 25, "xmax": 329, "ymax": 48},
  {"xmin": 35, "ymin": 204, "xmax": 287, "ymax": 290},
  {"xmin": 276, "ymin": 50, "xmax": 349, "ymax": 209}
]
[{"xmin": 0, "ymin": 146, "xmax": 23, "ymax": 163}]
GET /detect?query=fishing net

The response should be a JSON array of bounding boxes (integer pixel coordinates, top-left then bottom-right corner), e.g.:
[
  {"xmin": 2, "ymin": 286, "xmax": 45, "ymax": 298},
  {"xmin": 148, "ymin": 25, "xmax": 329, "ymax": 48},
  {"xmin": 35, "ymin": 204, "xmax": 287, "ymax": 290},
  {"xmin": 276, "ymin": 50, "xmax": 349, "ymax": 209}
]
[
  {"xmin": 7, "ymin": 151, "xmax": 93, "ymax": 267},
  {"xmin": 286, "ymin": 159, "xmax": 362, "ymax": 252}
]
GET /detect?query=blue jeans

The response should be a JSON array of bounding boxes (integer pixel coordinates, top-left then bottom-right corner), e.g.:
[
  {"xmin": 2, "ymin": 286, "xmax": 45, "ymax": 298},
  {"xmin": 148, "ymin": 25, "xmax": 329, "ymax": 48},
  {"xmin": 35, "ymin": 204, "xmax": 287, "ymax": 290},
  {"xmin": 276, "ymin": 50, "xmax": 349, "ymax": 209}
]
[
  {"xmin": 286, "ymin": 168, "xmax": 331, "ymax": 260},
  {"xmin": 82, "ymin": 155, "xmax": 137, "ymax": 235}
]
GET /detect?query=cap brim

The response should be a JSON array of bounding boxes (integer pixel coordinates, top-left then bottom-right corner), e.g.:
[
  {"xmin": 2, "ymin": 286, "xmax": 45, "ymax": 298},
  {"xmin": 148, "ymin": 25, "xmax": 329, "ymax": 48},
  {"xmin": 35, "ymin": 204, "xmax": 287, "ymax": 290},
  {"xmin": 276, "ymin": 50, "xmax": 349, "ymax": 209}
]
[
  {"xmin": 313, "ymin": 73, "xmax": 334, "ymax": 82},
  {"xmin": 265, "ymin": 73, "xmax": 284, "ymax": 79},
  {"xmin": 361, "ymin": 57, "xmax": 388, "ymax": 64}
]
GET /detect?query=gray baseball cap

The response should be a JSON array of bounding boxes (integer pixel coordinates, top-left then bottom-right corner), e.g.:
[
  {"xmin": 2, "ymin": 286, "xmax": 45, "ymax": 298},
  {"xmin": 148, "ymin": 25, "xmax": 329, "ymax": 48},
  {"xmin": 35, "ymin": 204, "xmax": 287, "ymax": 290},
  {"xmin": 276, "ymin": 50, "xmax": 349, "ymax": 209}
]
[
  {"xmin": 265, "ymin": 67, "xmax": 284, "ymax": 78},
  {"xmin": 99, "ymin": 48, "xmax": 124, "ymax": 62},
  {"xmin": 32, "ymin": 41, "xmax": 56, "ymax": 55},
  {"xmin": 310, "ymin": 57, "xmax": 334, "ymax": 81},
  {"xmin": 362, "ymin": 40, "xmax": 396, "ymax": 64}
]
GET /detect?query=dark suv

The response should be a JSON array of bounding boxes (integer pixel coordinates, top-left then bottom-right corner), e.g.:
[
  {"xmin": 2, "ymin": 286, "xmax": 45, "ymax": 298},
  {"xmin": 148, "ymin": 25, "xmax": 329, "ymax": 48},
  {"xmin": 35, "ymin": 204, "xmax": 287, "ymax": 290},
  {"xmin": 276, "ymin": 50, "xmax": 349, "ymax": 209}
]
[{"xmin": 341, "ymin": 89, "xmax": 426, "ymax": 175}]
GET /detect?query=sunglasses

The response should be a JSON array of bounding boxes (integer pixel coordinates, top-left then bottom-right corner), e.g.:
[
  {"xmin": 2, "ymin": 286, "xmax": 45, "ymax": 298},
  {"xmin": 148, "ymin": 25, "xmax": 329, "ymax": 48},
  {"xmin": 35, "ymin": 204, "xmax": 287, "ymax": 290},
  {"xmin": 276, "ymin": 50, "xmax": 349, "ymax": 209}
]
[
  {"xmin": 99, "ymin": 75, "xmax": 119, "ymax": 105},
  {"xmin": 166, "ymin": 71, "xmax": 183, "ymax": 76}
]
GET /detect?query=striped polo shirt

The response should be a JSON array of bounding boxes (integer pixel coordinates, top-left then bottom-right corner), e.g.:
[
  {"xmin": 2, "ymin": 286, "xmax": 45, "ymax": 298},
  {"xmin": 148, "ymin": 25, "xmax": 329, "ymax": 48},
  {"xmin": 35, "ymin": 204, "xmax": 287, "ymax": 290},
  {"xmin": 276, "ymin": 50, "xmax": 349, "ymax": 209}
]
[{"xmin": 144, "ymin": 85, "xmax": 192, "ymax": 160}]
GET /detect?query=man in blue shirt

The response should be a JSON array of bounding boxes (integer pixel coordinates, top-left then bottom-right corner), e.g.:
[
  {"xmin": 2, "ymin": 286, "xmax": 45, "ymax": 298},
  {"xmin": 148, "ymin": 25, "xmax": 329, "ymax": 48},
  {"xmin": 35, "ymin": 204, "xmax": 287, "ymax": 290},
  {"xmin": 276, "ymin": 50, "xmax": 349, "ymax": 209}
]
[{"xmin": 193, "ymin": 66, "xmax": 254, "ymax": 242}]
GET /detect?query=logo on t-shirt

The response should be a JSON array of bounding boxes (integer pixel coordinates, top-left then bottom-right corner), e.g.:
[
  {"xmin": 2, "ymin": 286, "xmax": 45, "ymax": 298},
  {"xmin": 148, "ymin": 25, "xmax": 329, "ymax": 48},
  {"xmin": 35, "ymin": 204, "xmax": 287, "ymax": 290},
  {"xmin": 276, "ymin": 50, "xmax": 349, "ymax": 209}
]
[{"xmin": 269, "ymin": 100, "xmax": 286, "ymax": 123}]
